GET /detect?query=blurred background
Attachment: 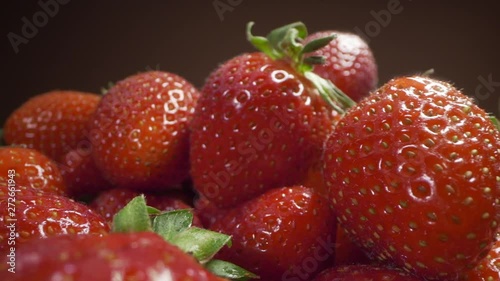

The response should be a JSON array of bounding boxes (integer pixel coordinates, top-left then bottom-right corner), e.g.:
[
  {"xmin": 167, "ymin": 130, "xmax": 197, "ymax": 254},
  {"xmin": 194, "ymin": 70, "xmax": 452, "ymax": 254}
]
[{"xmin": 2, "ymin": 0, "xmax": 500, "ymax": 124}]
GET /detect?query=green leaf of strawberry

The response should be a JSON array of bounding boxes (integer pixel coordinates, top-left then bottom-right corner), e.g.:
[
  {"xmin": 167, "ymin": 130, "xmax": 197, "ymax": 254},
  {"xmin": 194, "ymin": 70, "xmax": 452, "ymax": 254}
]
[
  {"xmin": 111, "ymin": 195, "xmax": 257, "ymax": 280},
  {"xmin": 170, "ymin": 227, "xmax": 232, "ymax": 264},
  {"xmin": 205, "ymin": 259, "xmax": 259, "ymax": 281},
  {"xmin": 152, "ymin": 209, "xmax": 194, "ymax": 241},
  {"xmin": 112, "ymin": 195, "xmax": 152, "ymax": 233}
]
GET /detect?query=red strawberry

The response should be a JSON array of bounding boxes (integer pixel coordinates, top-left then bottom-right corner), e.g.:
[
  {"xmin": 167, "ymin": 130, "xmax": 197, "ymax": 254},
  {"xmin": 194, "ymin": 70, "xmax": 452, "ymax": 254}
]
[
  {"xmin": 0, "ymin": 189, "xmax": 109, "ymax": 253},
  {"xmin": 312, "ymin": 264, "xmax": 424, "ymax": 281},
  {"xmin": 89, "ymin": 71, "xmax": 199, "ymax": 191},
  {"xmin": 59, "ymin": 147, "xmax": 111, "ymax": 200},
  {"xmin": 333, "ymin": 224, "xmax": 371, "ymax": 266},
  {"xmin": 322, "ymin": 76, "xmax": 500, "ymax": 280},
  {"xmin": 459, "ymin": 237, "xmax": 500, "ymax": 280},
  {"xmin": 90, "ymin": 188, "xmax": 201, "ymax": 226},
  {"xmin": 3, "ymin": 90, "xmax": 101, "ymax": 162},
  {"xmin": 0, "ymin": 146, "xmax": 66, "ymax": 196},
  {"xmin": 0, "ymin": 232, "xmax": 225, "ymax": 281},
  {"xmin": 305, "ymin": 31, "xmax": 378, "ymax": 102},
  {"xmin": 210, "ymin": 186, "xmax": 337, "ymax": 281},
  {"xmin": 191, "ymin": 22, "xmax": 352, "ymax": 208}
]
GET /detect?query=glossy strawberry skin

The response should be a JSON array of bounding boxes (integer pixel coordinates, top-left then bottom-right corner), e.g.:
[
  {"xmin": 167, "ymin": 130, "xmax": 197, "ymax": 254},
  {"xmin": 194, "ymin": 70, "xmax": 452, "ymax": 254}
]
[
  {"xmin": 459, "ymin": 238, "xmax": 500, "ymax": 280},
  {"xmin": 0, "ymin": 232, "xmax": 224, "ymax": 281},
  {"xmin": 89, "ymin": 71, "xmax": 199, "ymax": 191},
  {"xmin": 90, "ymin": 188, "xmax": 201, "ymax": 226},
  {"xmin": 305, "ymin": 31, "xmax": 378, "ymax": 102},
  {"xmin": 0, "ymin": 190, "xmax": 109, "ymax": 253},
  {"xmin": 191, "ymin": 52, "xmax": 341, "ymax": 208},
  {"xmin": 0, "ymin": 147, "xmax": 66, "ymax": 196},
  {"xmin": 322, "ymin": 76, "xmax": 500, "ymax": 280},
  {"xmin": 3, "ymin": 91, "xmax": 101, "ymax": 162},
  {"xmin": 312, "ymin": 265, "xmax": 424, "ymax": 281},
  {"xmin": 59, "ymin": 147, "xmax": 111, "ymax": 200},
  {"xmin": 211, "ymin": 186, "xmax": 337, "ymax": 281}
]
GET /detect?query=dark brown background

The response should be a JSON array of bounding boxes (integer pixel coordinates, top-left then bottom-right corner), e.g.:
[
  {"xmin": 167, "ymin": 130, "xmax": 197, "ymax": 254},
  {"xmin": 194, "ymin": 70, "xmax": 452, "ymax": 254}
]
[{"xmin": 2, "ymin": 1, "xmax": 500, "ymax": 125}]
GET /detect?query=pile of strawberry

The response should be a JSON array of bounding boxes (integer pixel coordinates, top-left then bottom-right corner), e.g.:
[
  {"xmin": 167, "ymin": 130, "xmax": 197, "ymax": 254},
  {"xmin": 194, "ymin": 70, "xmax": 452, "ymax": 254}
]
[{"xmin": 0, "ymin": 21, "xmax": 499, "ymax": 281}]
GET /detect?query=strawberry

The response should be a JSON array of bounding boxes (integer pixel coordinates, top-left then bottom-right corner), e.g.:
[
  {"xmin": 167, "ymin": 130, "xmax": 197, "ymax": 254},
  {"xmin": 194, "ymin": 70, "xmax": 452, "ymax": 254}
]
[
  {"xmin": 88, "ymin": 71, "xmax": 199, "ymax": 191},
  {"xmin": 305, "ymin": 31, "xmax": 378, "ymax": 102},
  {"xmin": 0, "ymin": 146, "xmax": 66, "ymax": 196},
  {"xmin": 59, "ymin": 147, "xmax": 111, "ymax": 200},
  {"xmin": 459, "ymin": 237, "xmax": 500, "ymax": 280},
  {"xmin": 0, "ymin": 232, "xmax": 226, "ymax": 281},
  {"xmin": 312, "ymin": 264, "xmax": 424, "ymax": 281},
  {"xmin": 210, "ymin": 186, "xmax": 337, "ymax": 281},
  {"xmin": 90, "ymin": 188, "xmax": 201, "ymax": 226},
  {"xmin": 333, "ymin": 224, "xmax": 371, "ymax": 266},
  {"xmin": 0, "ymin": 189, "xmax": 109, "ymax": 253},
  {"xmin": 322, "ymin": 76, "xmax": 500, "ymax": 280},
  {"xmin": 3, "ymin": 90, "xmax": 101, "ymax": 162},
  {"xmin": 191, "ymin": 22, "xmax": 353, "ymax": 208}
]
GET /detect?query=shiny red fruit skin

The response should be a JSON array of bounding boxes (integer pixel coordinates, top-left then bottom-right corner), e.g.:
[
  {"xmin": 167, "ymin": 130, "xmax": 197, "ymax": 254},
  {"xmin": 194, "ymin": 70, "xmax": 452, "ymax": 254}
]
[
  {"xmin": 211, "ymin": 186, "xmax": 337, "ymax": 281},
  {"xmin": 460, "ymin": 238, "xmax": 500, "ymax": 280},
  {"xmin": 305, "ymin": 31, "xmax": 378, "ymax": 102},
  {"xmin": 59, "ymin": 147, "xmax": 111, "ymax": 200},
  {"xmin": 322, "ymin": 76, "xmax": 500, "ymax": 280},
  {"xmin": 0, "ymin": 232, "xmax": 224, "ymax": 281},
  {"xmin": 312, "ymin": 265, "xmax": 424, "ymax": 281},
  {"xmin": 191, "ymin": 52, "xmax": 341, "ymax": 208},
  {"xmin": 90, "ymin": 188, "xmax": 201, "ymax": 227},
  {"xmin": 89, "ymin": 71, "xmax": 199, "ymax": 191},
  {"xmin": 0, "ymin": 147, "xmax": 66, "ymax": 196},
  {"xmin": 0, "ymin": 190, "xmax": 109, "ymax": 253},
  {"xmin": 3, "ymin": 91, "xmax": 101, "ymax": 162}
]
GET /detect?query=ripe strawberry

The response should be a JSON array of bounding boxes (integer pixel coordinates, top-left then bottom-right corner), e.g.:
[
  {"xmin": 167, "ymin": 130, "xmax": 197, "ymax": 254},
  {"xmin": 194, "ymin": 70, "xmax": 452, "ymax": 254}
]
[
  {"xmin": 59, "ymin": 147, "xmax": 111, "ymax": 200},
  {"xmin": 312, "ymin": 264, "xmax": 424, "ymax": 281},
  {"xmin": 0, "ymin": 146, "xmax": 66, "ymax": 196},
  {"xmin": 333, "ymin": 224, "xmax": 370, "ymax": 266},
  {"xmin": 210, "ymin": 186, "xmax": 337, "ymax": 281},
  {"xmin": 89, "ymin": 71, "xmax": 199, "ymax": 191},
  {"xmin": 0, "ymin": 189, "xmax": 109, "ymax": 253},
  {"xmin": 305, "ymin": 31, "xmax": 378, "ymax": 102},
  {"xmin": 322, "ymin": 76, "xmax": 500, "ymax": 280},
  {"xmin": 191, "ymin": 22, "xmax": 352, "ymax": 208},
  {"xmin": 3, "ymin": 90, "xmax": 101, "ymax": 162},
  {"xmin": 0, "ymin": 232, "xmax": 225, "ymax": 281},
  {"xmin": 90, "ymin": 188, "xmax": 201, "ymax": 226},
  {"xmin": 459, "ymin": 238, "xmax": 500, "ymax": 280}
]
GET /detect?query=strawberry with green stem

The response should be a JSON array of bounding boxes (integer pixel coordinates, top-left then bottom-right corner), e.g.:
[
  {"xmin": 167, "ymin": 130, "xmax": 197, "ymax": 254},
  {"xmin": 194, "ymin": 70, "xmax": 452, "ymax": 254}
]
[
  {"xmin": 190, "ymin": 22, "xmax": 355, "ymax": 208},
  {"xmin": 322, "ymin": 76, "xmax": 500, "ymax": 280},
  {"xmin": 1, "ymin": 195, "xmax": 257, "ymax": 281},
  {"xmin": 304, "ymin": 30, "xmax": 378, "ymax": 102}
]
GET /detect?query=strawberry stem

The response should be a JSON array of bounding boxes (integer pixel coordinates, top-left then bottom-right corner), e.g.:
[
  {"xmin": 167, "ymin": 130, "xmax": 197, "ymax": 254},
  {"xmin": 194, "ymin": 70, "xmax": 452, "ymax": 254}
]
[
  {"xmin": 112, "ymin": 196, "xmax": 258, "ymax": 280},
  {"xmin": 246, "ymin": 21, "xmax": 356, "ymax": 114}
]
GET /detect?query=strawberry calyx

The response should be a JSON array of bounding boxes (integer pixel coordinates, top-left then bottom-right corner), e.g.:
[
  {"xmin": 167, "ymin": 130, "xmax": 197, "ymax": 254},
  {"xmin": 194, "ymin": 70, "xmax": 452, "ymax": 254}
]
[
  {"xmin": 247, "ymin": 21, "xmax": 356, "ymax": 114},
  {"xmin": 113, "ymin": 195, "xmax": 258, "ymax": 281}
]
